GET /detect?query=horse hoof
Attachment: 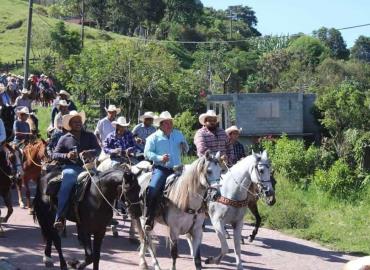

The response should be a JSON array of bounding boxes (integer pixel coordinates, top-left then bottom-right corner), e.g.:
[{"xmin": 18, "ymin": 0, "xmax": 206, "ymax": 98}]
[
  {"xmin": 248, "ymin": 236, "xmax": 255, "ymax": 243},
  {"xmin": 19, "ymin": 201, "xmax": 25, "ymax": 208},
  {"xmin": 43, "ymin": 256, "xmax": 54, "ymax": 268},
  {"xmin": 139, "ymin": 261, "xmax": 148, "ymax": 270},
  {"xmin": 204, "ymin": 257, "xmax": 212, "ymax": 265},
  {"xmin": 113, "ymin": 231, "xmax": 119, "ymax": 238},
  {"xmin": 28, "ymin": 208, "xmax": 34, "ymax": 215},
  {"xmin": 44, "ymin": 261, "xmax": 54, "ymax": 268},
  {"xmin": 68, "ymin": 259, "xmax": 80, "ymax": 269}
]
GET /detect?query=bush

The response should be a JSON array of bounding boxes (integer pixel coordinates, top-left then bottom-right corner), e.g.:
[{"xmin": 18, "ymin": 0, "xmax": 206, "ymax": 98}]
[
  {"xmin": 174, "ymin": 110, "xmax": 197, "ymax": 152},
  {"xmin": 269, "ymin": 135, "xmax": 319, "ymax": 183},
  {"xmin": 314, "ymin": 158, "xmax": 361, "ymax": 198},
  {"xmin": 6, "ymin": 20, "xmax": 24, "ymax": 30}
]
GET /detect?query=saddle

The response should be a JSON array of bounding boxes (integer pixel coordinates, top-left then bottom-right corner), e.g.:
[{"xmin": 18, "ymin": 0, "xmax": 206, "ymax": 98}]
[{"xmin": 46, "ymin": 170, "xmax": 97, "ymax": 222}]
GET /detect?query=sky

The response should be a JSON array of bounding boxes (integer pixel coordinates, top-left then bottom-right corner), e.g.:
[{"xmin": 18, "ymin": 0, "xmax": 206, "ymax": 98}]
[{"xmin": 201, "ymin": 0, "xmax": 370, "ymax": 47}]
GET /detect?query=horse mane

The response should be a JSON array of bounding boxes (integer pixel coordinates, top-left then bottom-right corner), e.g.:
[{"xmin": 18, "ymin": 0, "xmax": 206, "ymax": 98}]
[{"xmin": 167, "ymin": 156, "xmax": 208, "ymax": 211}]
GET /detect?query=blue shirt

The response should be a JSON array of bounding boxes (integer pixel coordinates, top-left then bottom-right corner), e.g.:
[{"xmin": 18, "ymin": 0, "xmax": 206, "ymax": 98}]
[
  {"xmin": 132, "ymin": 123, "xmax": 156, "ymax": 151},
  {"xmin": 0, "ymin": 118, "xmax": 5, "ymax": 143},
  {"xmin": 103, "ymin": 130, "xmax": 135, "ymax": 156},
  {"xmin": 144, "ymin": 129, "xmax": 189, "ymax": 168},
  {"xmin": 13, "ymin": 120, "xmax": 31, "ymax": 142}
]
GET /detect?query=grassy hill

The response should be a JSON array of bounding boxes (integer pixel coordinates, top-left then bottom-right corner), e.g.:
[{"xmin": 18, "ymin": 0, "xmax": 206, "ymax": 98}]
[{"xmin": 0, "ymin": 0, "xmax": 126, "ymax": 63}]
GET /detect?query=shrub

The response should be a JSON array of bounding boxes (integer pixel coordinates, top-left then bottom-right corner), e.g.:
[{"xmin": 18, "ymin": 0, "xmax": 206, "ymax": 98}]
[
  {"xmin": 6, "ymin": 20, "xmax": 24, "ymax": 30},
  {"xmin": 270, "ymin": 135, "xmax": 319, "ymax": 183},
  {"xmin": 314, "ymin": 158, "xmax": 361, "ymax": 198},
  {"xmin": 173, "ymin": 110, "xmax": 197, "ymax": 153}
]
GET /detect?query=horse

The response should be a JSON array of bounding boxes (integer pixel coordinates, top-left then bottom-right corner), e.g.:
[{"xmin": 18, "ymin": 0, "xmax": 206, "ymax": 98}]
[
  {"xmin": 205, "ymin": 151, "xmax": 275, "ymax": 270},
  {"xmin": 33, "ymin": 165, "xmax": 143, "ymax": 270},
  {"xmin": 39, "ymin": 87, "xmax": 55, "ymax": 107},
  {"xmin": 0, "ymin": 143, "xmax": 23, "ymax": 235},
  {"xmin": 0, "ymin": 105, "xmax": 15, "ymax": 141},
  {"xmin": 17, "ymin": 139, "xmax": 47, "ymax": 211},
  {"xmin": 342, "ymin": 256, "xmax": 370, "ymax": 270},
  {"xmin": 138, "ymin": 151, "xmax": 222, "ymax": 270}
]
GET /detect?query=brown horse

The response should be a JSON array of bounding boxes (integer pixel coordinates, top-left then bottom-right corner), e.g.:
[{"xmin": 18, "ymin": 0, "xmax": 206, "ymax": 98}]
[
  {"xmin": 39, "ymin": 88, "xmax": 55, "ymax": 107},
  {"xmin": 0, "ymin": 143, "xmax": 23, "ymax": 235},
  {"xmin": 17, "ymin": 139, "xmax": 48, "ymax": 211}
]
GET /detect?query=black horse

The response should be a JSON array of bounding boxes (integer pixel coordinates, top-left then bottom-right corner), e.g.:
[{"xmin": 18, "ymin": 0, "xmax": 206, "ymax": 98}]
[
  {"xmin": 0, "ymin": 105, "xmax": 15, "ymax": 141},
  {"xmin": 33, "ymin": 166, "xmax": 142, "ymax": 270}
]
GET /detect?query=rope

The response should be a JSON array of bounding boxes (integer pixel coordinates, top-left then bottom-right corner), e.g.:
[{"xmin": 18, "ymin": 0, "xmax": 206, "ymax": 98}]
[{"xmin": 26, "ymin": 146, "xmax": 43, "ymax": 167}]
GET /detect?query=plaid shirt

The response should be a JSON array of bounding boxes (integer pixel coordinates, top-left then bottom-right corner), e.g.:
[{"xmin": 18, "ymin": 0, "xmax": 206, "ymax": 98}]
[
  {"xmin": 194, "ymin": 126, "xmax": 234, "ymax": 162},
  {"xmin": 103, "ymin": 130, "xmax": 135, "ymax": 156},
  {"xmin": 231, "ymin": 141, "xmax": 246, "ymax": 165}
]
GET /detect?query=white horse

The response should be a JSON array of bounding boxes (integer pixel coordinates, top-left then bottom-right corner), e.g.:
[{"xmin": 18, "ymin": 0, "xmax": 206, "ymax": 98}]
[
  {"xmin": 343, "ymin": 256, "xmax": 370, "ymax": 270},
  {"xmin": 205, "ymin": 150, "xmax": 275, "ymax": 270},
  {"xmin": 138, "ymin": 151, "xmax": 222, "ymax": 270}
]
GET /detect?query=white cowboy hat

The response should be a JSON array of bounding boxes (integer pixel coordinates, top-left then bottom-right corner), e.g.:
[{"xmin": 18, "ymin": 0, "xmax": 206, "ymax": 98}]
[
  {"xmin": 112, "ymin": 116, "xmax": 130, "ymax": 127},
  {"xmin": 40, "ymin": 74, "xmax": 46, "ymax": 77},
  {"xmin": 21, "ymin": 88, "xmax": 31, "ymax": 95},
  {"xmin": 62, "ymin": 111, "xmax": 86, "ymax": 131},
  {"xmin": 16, "ymin": 106, "xmax": 30, "ymax": 115},
  {"xmin": 57, "ymin": 99, "xmax": 70, "ymax": 108},
  {"xmin": 199, "ymin": 110, "xmax": 220, "ymax": 126},
  {"xmin": 139, "ymin": 111, "xmax": 155, "ymax": 121},
  {"xmin": 226, "ymin": 125, "xmax": 243, "ymax": 135},
  {"xmin": 154, "ymin": 111, "xmax": 173, "ymax": 126},
  {"xmin": 105, "ymin": 104, "xmax": 121, "ymax": 114},
  {"xmin": 58, "ymin": 90, "xmax": 70, "ymax": 98}
]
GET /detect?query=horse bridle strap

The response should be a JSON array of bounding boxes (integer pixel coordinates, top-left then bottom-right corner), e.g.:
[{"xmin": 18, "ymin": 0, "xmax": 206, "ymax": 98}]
[{"xmin": 216, "ymin": 195, "xmax": 249, "ymax": 208}]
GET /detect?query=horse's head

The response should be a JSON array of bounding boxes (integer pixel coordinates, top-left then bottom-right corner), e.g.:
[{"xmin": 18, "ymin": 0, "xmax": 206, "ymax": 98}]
[
  {"xmin": 251, "ymin": 150, "xmax": 276, "ymax": 206},
  {"xmin": 201, "ymin": 150, "xmax": 223, "ymax": 189},
  {"xmin": 5, "ymin": 143, "xmax": 24, "ymax": 178}
]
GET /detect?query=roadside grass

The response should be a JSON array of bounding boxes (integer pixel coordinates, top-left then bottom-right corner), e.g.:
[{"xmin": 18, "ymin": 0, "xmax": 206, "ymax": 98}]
[
  {"xmin": 0, "ymin": 0, "xmax": 127, "ymax": 63},
  {"xmin": 254, "ymin": 176, "xmax": 370, "ymax": 255},
  {"xmin": 35, "ymin": 105, "xmax": 51, "ymax": 139}
]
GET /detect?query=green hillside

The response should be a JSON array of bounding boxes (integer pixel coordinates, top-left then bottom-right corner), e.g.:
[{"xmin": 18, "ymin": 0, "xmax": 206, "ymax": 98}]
[{"xmin": 0, "ymin": 0, "xmax": 126, "ymax": 63}]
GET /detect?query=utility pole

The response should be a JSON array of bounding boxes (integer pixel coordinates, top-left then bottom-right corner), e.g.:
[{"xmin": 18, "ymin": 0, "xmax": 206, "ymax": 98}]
[
  {"xmin": 227, "ymin": 8, "xmax": 237, "ymax": 40},
  {"xmin": 80, "ymin": 0, "xmax": 85, "ymax": 48},
  {"xmin": 23, "ymin": 0, "xmax": 33, "ymax": 89}
]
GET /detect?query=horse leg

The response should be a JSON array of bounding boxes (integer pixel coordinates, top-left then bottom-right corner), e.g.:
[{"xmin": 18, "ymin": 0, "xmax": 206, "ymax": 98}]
[
  {"xmin": 247, "ymin": 201, "xmax": 261, "ymax": 243},
  {"xmin": 52, "ymin": 228, "xmax": 67, "ymax": 270},
  {"xmin": 233, "ymin": 221, "xmax": 244, "ymax": 270},
  {"xmin": 43, "ymin": 238, "xmax": 54, "ymax": 268},
  {"xmin": 137, "ymin": 217, "xmax": 160, "ymax": 270},
  {"xmin": 2, "ymin": 191, "xmax": 13, "ymax": 223},
  {"xmin": 92, "ymin": 230, "xmax": 105, "ymax": 270},
  {"xmin": 16, "ymin": 178, "xmax": 24, "ymax": 208},
  {"xmin": 135, "ymin": 218, "xmax": 149, "ymax": 269},
  {"xmin": 205, "ymin": 220, "xmax": 228, "ymax": 265},
  {"xmin": 170, "ymin": 238, "xmax": 178, "ymax": 270},
  {"xmin": 24, "ymin": 180, "xmax": 32, "ymax": 213},
  {"xmin": 190, "ymin": 225, "xmax": 203, "ymax": 270},
  {"xmin": 186, "ymin": 233, "xmax": 194, "ymax": 256},
  {"xmin": 129, "ymin": 218, "xmax": 138, "ymax": 243},
  {"xmin": 75, "ymin": 232, "xmax": 93, "ymax": 269}
]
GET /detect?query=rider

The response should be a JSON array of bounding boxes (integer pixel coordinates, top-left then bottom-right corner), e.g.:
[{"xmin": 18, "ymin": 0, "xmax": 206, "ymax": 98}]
[
  {"xmin": 53, "ymin": 100, "xmax": 70, "ymax": 129},
  {"xmin": 194, "ymin": 109, "xmax": 234, "ymax": 165},
  {"xmin": 143, "ymin": 111, "xmax": 188, "ymax": 231},
  {"xmin": 52, "ymin": 110, "xmax": 101, "ymax": 230},
  {"xmin": 94, "ymin": 104, "xmax": 120, "ymax": 145},
  {"xmin": 132, "ymin": 111, "xmax": 156, "ymax": 153},
  {"xmin": 51, "ymin": 90, "xmax": 77, "ymax": 128},
  {"xmin": 103, "ymin": 116, "xmax": 136, "ymax": 167},
  {"xmin": 12, "ymin": 107, "xmax": 31, "ymax": 144},
  {"xmin": 0, "ymin": 115, "xmax": 5, "ymax": 144},
  {"xmin": 226, "ymin": 125, "xmax": 245, "ymax": 165},
  {"xmin": 14, "ymin": 88, "xmax": 32, "ymax": 111},
  {"xmin": 0, "ymin": 83, "xmax": 12, "ymax": 107}
]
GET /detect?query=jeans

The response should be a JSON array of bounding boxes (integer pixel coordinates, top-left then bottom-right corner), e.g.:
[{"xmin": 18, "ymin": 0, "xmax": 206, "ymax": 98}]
[
  {"xmin": 56, "ymin": 164, "xmax": 84, "ymax": 220},
  {"xmin": 146, "ymin": 166, "xmax": 174, "ymax": 206}
]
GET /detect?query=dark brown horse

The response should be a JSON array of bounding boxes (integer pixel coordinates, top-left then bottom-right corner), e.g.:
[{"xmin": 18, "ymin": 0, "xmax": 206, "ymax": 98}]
[
  {"xmin": 17, "ymin": 139, "xmax": 48, "ymax": 211},
  {"xmin": 33, "ymin": 166, "xmax": 142, "ymax": 270},
  {"xmin": 39, "ymin": 88, "xmax": 55, "ymax": 107},
  {"xmin": 0, "ymin": 143, "xmax": 23, "ymax": 234}
]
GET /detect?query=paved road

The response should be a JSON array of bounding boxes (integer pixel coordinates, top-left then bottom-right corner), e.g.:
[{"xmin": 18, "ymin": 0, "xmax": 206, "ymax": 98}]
[{"xmin": 0, "ymin": 188, "xmax": 357, "ymax": 270}]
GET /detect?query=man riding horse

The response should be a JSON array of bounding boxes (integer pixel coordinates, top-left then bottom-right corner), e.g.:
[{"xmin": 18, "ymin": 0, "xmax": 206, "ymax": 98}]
[
  {"xmin": 52, "ymin": 110, "xmax": 100, "ymax": 231},
  {"xmin": 132, "ymin": 111, "xmax": 156, "ymax": 154},
  {"xmin": 143, "ymin": 111, "xmax": 189, "ymax": 231}
]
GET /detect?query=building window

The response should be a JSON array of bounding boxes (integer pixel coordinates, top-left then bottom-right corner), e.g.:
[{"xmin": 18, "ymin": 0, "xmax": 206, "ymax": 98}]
[{"xmin": 256, "ymin": 101, "xmax": 280, "ymax": 118}]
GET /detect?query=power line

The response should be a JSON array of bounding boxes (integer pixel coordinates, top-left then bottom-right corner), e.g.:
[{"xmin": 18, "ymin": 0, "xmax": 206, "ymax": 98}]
[{"xmin": 336, "ymin": 23, "xmax": 370, "ymax": 31}]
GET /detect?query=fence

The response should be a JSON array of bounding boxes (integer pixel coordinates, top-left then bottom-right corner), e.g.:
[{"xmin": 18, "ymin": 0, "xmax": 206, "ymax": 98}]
[{"xmin": 0, "ymin": 57, "xmax": 57, "ymax": 73}]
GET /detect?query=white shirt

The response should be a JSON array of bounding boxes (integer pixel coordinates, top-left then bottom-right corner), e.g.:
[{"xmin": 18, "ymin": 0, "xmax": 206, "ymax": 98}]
[{"xmin": 94, "ymin": 117, "xmax": 115, "ymax": 143}]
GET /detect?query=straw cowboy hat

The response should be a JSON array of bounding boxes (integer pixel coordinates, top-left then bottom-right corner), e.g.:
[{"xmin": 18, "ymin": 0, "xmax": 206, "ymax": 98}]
[
  {"xmin": 62, "ymin": 111, "xmax": 86, "ymax": 131},
  {"xmin": 154, "ymin": 111, "xmax": 173, "ymax": 126},
  {"xmin": 58, "ymin": 90, "xmax": 70, "ymax": 98},
  {"xmin": 226, "ymin": 125, "xmax": 243, "ymax": 135},
  {"xmin": 21, "ymin": 88, "xmax": 31, "ymax": 95},
  {"xmin": 112, "ymin": 116, "xmax": 130, "ymax": 127},
  {"xmin": 105, "ymin": 104, "xmax": 121, "ymax": 114},
  {"xmin": 139, "ymin": 111, "xmax": 155, "ymax": 121},
  {"xmin": 57, "ymin": 99, "xmax": 70, "ymax": 108},
  {"xmin": 199, "ymin": 110, "xmax": 220, "ymax": 126},
  {"xmin": 16, "ymin": 107, "xmax": 30, "ymax": 115}
]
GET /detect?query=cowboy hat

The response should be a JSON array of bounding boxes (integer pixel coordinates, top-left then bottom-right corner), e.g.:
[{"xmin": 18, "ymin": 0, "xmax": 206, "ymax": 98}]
[
  {"xmin": 16, "ymin": 106, "xmax": 30, "ymax": 115},
  {"xmin": 62, "ymin": 111, "xmax": 86, "ymax": 131},
  {"xmin": 139, "ymin": 111, "xmax": 155, "ymax": 121},
  {"xmin": 112, "ymin": 116, "xmax": 130, "ymax": 127},
  {"xmin": 199, "ymin": 110, "xmax": 220, "ymax": 126},
  {"xmin": 105, "ymin": 104, "xmax": 121, "ymax": 114},
  {"xmin": 58, "ymin": 90, "xmax": 70, "ymax": 98},
  {"xmin": 154, "ymin": 111, "xmax": 173, "ymax": 126},
  {"xmin": 57, "ymin": 99, "xmax": 70, "ymax": 108},
  {"xmin": 21, "ymin": 88, "xmax": 31, "ymax": 95},
  {"xmin": 226, "ymin": 125, "xmax": 243, "ymax": 135}
]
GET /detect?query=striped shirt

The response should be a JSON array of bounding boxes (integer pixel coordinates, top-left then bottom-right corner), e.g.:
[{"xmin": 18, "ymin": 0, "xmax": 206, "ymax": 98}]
[
  {"xmin": 231, "ymin": 141, "xmax": 246, "ymax": 165},
  {"xmin": 194, "ymin": 126, "xmax": 234, "ymax": 161}
]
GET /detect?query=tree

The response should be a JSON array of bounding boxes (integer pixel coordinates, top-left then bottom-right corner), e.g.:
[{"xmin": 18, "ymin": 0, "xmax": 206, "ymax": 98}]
[
  {"xmin": 164, "ymin": 0, "xmax": 203, "ymax": 27},
  {"xmin": 351, "ymin": 35, "xmax": 370, "ymax": 63},
  {"xmin": 313, "ymin": 27, "xmax": 349, "ymax": 60},
  {"xmin": 50, "ymin": 21, "xmax": 81, "ymax": 59},
  {"xmin": 86, "ymin": 0, "xmax": 108, "ymax": 29},
  {"xmin": 225, "ymin": 5, "xmax": 261, "ymax": 37}
]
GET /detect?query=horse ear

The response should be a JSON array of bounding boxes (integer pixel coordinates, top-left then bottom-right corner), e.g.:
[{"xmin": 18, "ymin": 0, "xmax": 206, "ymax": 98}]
[
  {"xmin": 215, "ymin": 151, "xmax": 220, "ymax": 161},
  {"xmin": 261, "ymin": 150, "xmax": 268, "ymax": 160},
  {"xmin": 205, "ymin": 150, "xmax": 211, "ymax": 160}
]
